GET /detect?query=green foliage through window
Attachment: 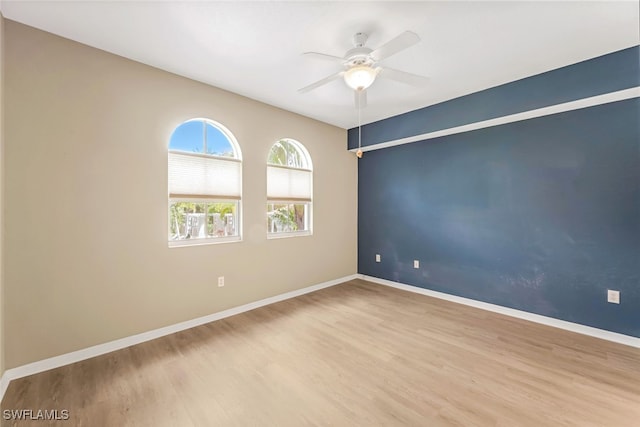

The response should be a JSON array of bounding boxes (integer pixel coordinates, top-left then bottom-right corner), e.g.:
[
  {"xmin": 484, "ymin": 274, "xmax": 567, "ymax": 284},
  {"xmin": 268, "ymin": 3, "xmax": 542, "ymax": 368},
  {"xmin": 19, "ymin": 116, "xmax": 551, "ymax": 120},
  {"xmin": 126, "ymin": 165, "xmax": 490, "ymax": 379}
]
[
  {"xmin": 267, "ymin": 139, "xmax": 309, "ymax": 169},
  {"xmin": 267, "ymin": 203, "xmax": 309, "ymax": 234},
  {"xmin": 170, "ymin": 201, "xmax": 238, "ymax": 240}
]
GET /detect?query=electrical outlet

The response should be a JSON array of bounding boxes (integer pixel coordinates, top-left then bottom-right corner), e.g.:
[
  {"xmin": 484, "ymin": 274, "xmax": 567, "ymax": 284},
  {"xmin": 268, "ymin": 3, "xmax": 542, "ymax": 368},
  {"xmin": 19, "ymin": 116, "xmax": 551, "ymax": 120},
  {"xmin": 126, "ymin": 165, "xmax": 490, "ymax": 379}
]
[
  {"xmin": 607, "ymin": 289, "xmax": 620, "ymax": 304},
  {"xmin": 375, "ymin": 254, "xmax": 381, "ymax": 263},
  {"xmin": 218, "ymin": 276, "xmax": 225, "ymax": 287},
  {"xmin": 414, "ymin": 260, "xmax": 420, "ymax": 269}
]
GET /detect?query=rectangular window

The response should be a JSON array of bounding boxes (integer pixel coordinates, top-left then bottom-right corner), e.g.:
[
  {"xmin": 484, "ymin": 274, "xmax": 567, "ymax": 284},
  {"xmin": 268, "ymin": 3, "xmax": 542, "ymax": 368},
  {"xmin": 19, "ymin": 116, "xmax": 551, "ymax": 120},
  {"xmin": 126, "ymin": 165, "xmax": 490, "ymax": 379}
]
[
  {"xmin": 267, "ymin": 202, "xmax": 311, "ymax": 237},
  {"xmin": 169, "ymin": 200, "xmax": 239, "ymax": 246}
]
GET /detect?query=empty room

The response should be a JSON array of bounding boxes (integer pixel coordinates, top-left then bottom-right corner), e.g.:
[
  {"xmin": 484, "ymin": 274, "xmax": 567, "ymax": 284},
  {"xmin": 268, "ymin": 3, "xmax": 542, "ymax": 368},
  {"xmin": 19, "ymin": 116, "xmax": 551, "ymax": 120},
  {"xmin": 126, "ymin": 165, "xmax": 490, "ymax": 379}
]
[{"xmin": 0, "ymin": 1, "xmax": 638, "ymax": 426}]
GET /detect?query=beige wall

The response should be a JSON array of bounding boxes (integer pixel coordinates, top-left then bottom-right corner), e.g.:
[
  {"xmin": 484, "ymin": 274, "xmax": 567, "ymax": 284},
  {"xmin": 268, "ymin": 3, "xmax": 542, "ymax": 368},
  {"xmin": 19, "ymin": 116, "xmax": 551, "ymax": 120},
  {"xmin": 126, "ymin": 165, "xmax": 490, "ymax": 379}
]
[{"xmin": 4, "ymin": 21, "xmax": 357, "ymax": 368}]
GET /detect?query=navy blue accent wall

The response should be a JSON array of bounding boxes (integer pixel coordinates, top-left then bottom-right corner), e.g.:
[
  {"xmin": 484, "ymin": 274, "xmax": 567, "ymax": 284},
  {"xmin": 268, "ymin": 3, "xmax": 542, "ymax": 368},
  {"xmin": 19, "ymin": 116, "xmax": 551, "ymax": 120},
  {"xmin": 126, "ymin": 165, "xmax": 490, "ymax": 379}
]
[
  {"xmin": 358, "ymin": 98, "xmax": 640, "ymax": 337},
  {"xmin": 348, "ymin": 46, "xmax": 640, "ymax": 149}
]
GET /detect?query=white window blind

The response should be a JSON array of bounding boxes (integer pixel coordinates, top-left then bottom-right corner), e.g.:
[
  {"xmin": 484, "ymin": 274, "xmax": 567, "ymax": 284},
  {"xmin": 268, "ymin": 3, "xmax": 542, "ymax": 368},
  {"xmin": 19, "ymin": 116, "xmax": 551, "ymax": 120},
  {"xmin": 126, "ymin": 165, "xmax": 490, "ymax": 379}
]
[
  {"xmin": 169, "ymin": 151, "xmax": 241, "ymax": 199},
  {"xmin": 267, "ymin": 165, "xmax": 312, "ymax": 202}
]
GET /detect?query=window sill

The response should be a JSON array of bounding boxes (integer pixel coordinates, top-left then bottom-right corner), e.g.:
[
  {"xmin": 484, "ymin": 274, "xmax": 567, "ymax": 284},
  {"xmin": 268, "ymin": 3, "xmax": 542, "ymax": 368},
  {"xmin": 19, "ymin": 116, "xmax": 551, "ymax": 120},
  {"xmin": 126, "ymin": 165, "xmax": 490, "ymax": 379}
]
[
  {"xmin": 267, "ymin": 231, "xmax": 312, "ymax": 240},
  {"xmin": 169, "ymin": 236, "xmax": 241, "ymax": 248}
]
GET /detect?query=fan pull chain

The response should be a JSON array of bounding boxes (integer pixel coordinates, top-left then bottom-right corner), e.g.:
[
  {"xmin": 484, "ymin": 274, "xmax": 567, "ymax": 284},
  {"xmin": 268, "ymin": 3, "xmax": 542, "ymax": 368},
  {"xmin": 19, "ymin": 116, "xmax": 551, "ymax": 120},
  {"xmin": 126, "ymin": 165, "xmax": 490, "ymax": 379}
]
[{"xmin": 357, "ymin": 90, "xmax": 363, "ymax": 158}]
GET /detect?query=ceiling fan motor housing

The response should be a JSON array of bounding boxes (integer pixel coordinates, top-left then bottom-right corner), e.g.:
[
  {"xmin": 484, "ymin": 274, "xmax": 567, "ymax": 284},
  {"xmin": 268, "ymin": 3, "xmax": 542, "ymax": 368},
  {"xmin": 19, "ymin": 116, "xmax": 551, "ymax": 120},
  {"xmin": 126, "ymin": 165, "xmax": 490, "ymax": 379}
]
[
  {"xmin": 346, "ymin": 51, "xmax": 373, "ymax": 67},
  {"xmin": 345, "ymin": 33, "xmax": 373, "ymax": 66}
]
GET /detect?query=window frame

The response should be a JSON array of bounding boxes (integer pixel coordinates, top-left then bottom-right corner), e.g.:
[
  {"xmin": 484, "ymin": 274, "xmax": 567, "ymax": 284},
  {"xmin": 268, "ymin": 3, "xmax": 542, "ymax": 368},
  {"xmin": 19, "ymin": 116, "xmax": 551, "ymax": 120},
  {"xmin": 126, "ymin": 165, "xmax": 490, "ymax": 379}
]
[
  {"xmin": 168, "ymin": 118, "xmax": 242, "ymax": 247},
  {"xmin": 266, "ymin": 139, "xmax": 313, "ymax": 239}
]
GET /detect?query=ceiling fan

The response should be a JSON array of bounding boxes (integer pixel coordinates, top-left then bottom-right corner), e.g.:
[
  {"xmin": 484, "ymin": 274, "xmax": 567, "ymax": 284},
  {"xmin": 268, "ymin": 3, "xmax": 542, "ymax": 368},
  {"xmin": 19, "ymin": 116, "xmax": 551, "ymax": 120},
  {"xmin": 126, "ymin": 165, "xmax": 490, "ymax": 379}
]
[{"xmin": 298, "ymin": 31, "xmax": 429, "ymax": 108}]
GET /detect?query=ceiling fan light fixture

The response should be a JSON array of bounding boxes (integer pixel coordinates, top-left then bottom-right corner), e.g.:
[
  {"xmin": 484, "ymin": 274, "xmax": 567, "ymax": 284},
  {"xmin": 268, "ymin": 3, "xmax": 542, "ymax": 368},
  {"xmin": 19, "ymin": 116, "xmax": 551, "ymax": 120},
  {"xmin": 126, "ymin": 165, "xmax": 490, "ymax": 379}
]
[{"xmin": 344, "ymin": 65, "xmax": 376, "ymax": 91}]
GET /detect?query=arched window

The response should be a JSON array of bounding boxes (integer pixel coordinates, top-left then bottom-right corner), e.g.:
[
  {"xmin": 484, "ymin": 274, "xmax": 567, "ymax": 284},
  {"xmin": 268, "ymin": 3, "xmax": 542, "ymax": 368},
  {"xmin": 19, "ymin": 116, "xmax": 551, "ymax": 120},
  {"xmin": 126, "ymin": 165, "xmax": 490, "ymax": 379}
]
[
  {"xmin": 168, "ymin": 118, "xmax": 242, "ymax": 245},
  {"xmin": 266, "ymin": 138, "xmax": 312, "ymax": 237}
]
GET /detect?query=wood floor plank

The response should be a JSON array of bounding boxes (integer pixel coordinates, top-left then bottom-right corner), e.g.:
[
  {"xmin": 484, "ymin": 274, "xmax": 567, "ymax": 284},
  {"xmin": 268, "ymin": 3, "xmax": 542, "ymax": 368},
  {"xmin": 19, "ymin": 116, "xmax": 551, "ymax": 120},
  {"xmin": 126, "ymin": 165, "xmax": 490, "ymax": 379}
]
[{"xmin": 2, "ymin": 279, "xmax": 639, "ymax": 426}]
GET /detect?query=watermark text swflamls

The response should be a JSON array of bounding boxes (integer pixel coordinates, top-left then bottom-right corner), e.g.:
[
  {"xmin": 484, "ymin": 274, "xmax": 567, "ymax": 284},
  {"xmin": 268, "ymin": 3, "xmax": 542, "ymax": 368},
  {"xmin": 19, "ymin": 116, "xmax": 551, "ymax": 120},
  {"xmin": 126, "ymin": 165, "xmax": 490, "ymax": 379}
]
[{"xmin": 3, "ymin": 409, "xmax": 70, "ymax": 421}]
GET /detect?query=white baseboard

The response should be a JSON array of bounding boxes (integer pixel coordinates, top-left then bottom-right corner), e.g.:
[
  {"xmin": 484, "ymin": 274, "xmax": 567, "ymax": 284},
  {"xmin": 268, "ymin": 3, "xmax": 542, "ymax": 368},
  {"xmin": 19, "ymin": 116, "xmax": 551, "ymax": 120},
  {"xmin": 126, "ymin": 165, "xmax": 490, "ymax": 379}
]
[
  {"xmin": 0, "ymin": 375, "xmax": 9, "ymax": 404},
  {"xmin": 0, "ymin": 274, "xmax": 358, "ymax": 403},
  {"xmin": 359, "ymin": 274, "xmax": 640, "ymax": 349}
]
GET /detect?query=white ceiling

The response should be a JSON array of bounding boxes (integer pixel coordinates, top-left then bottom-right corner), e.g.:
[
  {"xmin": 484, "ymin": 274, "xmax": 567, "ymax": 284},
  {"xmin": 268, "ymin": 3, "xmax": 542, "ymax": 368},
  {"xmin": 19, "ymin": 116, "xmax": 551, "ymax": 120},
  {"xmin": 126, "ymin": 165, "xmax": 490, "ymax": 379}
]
[{"xmin": 1, "ymin": 1, "xmax": 638, "ymax": 129}]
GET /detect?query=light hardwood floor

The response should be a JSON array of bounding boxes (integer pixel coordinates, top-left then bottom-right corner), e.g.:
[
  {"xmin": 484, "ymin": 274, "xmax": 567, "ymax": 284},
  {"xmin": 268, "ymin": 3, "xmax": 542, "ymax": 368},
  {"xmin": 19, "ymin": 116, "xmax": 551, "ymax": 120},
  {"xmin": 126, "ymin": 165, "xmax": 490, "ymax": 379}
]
[{"xmin": 2, "ymin": 279, "xmax": 639, "ymax": 426}]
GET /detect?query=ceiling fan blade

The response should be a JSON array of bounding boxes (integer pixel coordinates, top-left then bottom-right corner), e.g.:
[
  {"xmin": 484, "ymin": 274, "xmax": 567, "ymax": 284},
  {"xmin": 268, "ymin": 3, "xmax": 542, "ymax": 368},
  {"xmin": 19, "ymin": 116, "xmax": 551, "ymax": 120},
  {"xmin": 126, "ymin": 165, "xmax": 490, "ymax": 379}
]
[
  {"xmin": 303, "ymin": 52, "xmax": 345, "ymax": 63},
  {"xmin": 354, "ymin": 89, "xmax": 367, "ymax": 109},
  {"xmin": 370, "ymin": 31, "xmax": 420, "ymax": 61},
  {"xmin": 298, "ymin": 71, "xmax": 344, "ymax": 93},
  {"xmin": 379, "ymin": 67, "xmax": 429, "ymax": 87}
]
